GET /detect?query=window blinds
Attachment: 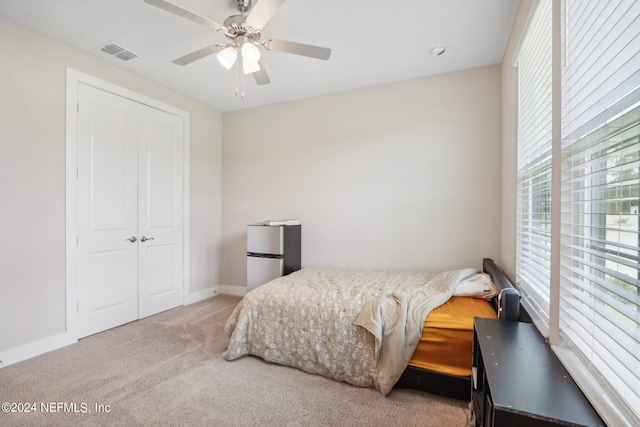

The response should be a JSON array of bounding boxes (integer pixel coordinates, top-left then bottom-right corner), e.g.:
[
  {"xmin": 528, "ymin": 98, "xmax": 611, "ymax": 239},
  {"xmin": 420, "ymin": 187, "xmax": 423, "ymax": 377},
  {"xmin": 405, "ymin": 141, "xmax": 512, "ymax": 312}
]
[
  {"xmin": 516, "ymin": 0, "xmax": 553, "ymax": 317},
  {"xmin": 562, "ymin": 1, "xmax": 640, "ymax": 144},
  {"xmin": 560, "ymin": 0, "xmax": 640, "ymax": 418}
]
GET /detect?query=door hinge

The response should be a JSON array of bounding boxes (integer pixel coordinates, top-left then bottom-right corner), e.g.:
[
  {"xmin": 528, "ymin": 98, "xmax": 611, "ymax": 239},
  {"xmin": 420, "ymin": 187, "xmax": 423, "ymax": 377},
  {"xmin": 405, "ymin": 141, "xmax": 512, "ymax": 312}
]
[
  {"xmin": 76, "ymin": 236, "xmax": 79, "ymax": 246},
  {"xmin": 77, "ymin": 302, "xmax": 80, "ymax": 312}
]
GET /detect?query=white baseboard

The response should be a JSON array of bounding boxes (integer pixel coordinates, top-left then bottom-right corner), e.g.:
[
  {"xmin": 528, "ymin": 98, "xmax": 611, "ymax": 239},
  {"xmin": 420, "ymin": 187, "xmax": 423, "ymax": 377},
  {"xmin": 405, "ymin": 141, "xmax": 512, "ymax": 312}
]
[
  {"xmin": 184, "ymin": 284, "xmax": 246, "ymax": 303},
  {"xmin": 184, "ymin": 286, "xmax": 220, "ymax": 305},
  {"xmin": 0, "ymin": 332, "xmax": 77, "ymax": 369},
  {"xmin": 217, "ymin": 284, "xmax": 246, "ymax": 297}
]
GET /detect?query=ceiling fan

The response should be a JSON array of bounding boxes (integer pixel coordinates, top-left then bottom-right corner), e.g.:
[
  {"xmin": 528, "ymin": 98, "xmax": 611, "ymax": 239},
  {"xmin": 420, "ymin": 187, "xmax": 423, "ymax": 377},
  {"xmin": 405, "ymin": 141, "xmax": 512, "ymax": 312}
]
[{"xmin": 144, "ymin": 0, "xmax": 331, "ymax": 90}]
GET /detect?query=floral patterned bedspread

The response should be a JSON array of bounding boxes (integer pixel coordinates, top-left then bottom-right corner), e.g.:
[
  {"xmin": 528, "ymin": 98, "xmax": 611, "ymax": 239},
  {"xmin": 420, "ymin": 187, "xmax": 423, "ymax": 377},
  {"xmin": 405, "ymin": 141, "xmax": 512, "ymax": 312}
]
[{"xmin": 223, "ymin": 266, "xmax": 478, "ymax": 394}]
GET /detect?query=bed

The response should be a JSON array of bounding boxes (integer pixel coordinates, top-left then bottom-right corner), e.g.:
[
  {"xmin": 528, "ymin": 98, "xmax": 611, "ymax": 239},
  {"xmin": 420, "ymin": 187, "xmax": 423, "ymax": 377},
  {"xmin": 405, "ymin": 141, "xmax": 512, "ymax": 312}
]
[
  {"xmin": 223, "ymin": 258, "xmax": 520, "ymax": 400},
  {"xmin": 395, "ymin": 259, "xmax": 521, "ymax": 400}
]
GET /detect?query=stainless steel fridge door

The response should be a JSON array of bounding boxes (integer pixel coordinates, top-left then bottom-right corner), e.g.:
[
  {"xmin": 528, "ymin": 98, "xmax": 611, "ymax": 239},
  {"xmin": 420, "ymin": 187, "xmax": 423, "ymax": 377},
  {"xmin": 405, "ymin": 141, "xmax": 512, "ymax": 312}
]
[
  {"xmin": 247, "ymin": 225, "xmax": 284, "ymax": 255},
  {"xmin": 247, "ymin": 256, "xmax": 284, "ymax": 291}
]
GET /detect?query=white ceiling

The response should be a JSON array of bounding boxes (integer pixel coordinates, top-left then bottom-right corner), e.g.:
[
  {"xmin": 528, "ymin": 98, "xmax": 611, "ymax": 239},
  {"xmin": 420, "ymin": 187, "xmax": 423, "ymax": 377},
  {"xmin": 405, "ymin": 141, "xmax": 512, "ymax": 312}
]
[{"xmin": 0, "ymin": 0, "xmax": 520, "ymax": 112}]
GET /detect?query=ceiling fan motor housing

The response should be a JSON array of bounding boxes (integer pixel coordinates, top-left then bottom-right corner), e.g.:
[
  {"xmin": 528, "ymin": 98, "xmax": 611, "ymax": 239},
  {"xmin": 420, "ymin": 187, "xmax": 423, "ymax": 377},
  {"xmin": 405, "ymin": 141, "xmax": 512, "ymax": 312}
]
[{"xmin": 223, "ymin": 14, "xmax": 261, "ymax": 42}]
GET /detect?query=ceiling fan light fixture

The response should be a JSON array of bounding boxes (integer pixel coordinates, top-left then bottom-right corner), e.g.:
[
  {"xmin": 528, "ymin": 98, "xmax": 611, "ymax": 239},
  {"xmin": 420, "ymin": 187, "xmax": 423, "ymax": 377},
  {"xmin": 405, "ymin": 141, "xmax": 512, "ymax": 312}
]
[
  {"xmin": 243, "ymin": 59, "xmax": 261, "ymax": 74},
  {"xmin": 241, "ymin": 42, "xmax": 261, "ymax": 64},
  {"xmin": 217, "ymin": 46, "xmax": 237, "ymax": 69}
]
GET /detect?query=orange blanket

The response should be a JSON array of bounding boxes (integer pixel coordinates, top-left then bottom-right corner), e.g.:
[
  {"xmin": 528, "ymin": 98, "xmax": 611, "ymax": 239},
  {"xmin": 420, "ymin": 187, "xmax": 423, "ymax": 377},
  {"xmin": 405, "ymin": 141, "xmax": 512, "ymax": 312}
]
[{"xmin": 408, "ymin": 296, "xmax": 495, "ymax": 376}]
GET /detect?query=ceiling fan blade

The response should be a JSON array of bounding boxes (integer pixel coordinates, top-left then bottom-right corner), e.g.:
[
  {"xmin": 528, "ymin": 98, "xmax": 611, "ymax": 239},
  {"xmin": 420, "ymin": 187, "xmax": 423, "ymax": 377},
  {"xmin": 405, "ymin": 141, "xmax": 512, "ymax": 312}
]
[
  {"xmin": 172, "ymin": 44, "xmax": 226, "ymax": 65},
  {"xmin": 252, "ymin": 61, "xmax": 271, "ymax": 85},
  {"xmin": 144, "ymin": 0, "xmax": 227, "ymax": 33},
  {"xmin": 245, "ymin": 0, "xmax": 286, "ymax": 30},
  {"xmin": 263, "ymin": 39, "xmax": 331, "ymax": 60}
]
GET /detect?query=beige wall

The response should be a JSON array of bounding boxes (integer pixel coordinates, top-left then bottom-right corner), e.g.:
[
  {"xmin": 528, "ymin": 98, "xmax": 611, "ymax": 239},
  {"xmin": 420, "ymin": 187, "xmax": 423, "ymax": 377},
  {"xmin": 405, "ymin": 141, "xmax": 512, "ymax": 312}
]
[
  {"xmin": 500, "ymin": 0, "xmax": 536, "ymax": 280},
  {"xmin": 222, "ymin": 65, "xmax": 503, "ymax": 289},
  {"xmin": 0, "ymin": 19, "xmax": 223, "ymax": 353}
]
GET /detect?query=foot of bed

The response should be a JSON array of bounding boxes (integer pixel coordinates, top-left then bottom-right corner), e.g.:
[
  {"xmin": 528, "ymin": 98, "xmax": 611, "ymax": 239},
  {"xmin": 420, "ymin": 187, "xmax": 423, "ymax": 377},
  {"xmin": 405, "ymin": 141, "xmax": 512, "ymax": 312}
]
[{"xmin": 395, "ymin": 366, "xmax": 471, "ymax": 401}]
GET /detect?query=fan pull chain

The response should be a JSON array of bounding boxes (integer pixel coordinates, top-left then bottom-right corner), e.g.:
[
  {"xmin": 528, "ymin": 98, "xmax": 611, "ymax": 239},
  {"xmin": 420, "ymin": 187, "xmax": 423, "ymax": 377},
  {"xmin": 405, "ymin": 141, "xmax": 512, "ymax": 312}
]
[
  {"xmin": 241, "ymin": 68, "xmax": 245, "ymax": 99},
  {"xmin": 233, "ymin": 49, "xmax": 245, "ymax": 99},
  {"xmin": 234, "ymin": 56, "xmax": 239, "ymax": 97}
]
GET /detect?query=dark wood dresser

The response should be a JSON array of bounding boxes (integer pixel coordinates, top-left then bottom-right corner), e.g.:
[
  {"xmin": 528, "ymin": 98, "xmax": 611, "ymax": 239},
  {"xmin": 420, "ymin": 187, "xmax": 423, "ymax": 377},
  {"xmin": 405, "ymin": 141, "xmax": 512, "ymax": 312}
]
[{"xmin": 472, "ymin": 318, "xmax": 605, "ymax": 427}]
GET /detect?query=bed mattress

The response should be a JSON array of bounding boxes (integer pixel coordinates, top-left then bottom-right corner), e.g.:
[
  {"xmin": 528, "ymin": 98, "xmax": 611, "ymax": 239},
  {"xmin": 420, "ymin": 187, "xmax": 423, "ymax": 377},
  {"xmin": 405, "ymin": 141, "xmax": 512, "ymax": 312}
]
[{"xmin": 408, "ymin": 296, "xmax": 496, "ymax": 376}]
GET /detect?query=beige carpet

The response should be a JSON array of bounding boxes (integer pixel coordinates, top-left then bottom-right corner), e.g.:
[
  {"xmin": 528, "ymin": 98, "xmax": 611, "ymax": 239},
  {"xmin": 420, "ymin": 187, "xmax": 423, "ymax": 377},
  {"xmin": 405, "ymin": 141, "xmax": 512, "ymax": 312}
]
[{"xmin": 0, "ymin": 295, "xmax": 470, "ymax": 426}]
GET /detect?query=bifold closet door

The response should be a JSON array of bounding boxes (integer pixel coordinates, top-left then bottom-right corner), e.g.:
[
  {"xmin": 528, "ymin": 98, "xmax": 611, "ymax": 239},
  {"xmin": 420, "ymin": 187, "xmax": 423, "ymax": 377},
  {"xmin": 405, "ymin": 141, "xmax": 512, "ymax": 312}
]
[{"xmin": 76, "ymin": 84, "xmax": 183, "ymax": 338}]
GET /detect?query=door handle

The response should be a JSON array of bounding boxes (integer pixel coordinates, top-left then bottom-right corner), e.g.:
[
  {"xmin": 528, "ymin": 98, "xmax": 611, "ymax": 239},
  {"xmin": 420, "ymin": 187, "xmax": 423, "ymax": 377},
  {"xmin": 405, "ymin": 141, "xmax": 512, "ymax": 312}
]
[
  {"xmin": 125, "ymin": 236, "xmax": 137, "ymax": 243},
  {"xmin": 140, "ymin": 236, "xmax": 155, "ymax": 242}
]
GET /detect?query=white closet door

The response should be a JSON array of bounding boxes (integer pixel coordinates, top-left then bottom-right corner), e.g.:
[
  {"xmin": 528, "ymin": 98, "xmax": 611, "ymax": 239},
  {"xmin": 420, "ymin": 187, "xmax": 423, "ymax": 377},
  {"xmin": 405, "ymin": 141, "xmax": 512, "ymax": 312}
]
[
  {"xmin": 77, "ymin": 84, "xmax": 139, "ymax": 338},
  {"xmin": 77, "ymin": 84, "xmax": 184, "ymax": 337},
  {"xmin": 138, "ymin": 107, "xmax": 184, "ymax": 318}
]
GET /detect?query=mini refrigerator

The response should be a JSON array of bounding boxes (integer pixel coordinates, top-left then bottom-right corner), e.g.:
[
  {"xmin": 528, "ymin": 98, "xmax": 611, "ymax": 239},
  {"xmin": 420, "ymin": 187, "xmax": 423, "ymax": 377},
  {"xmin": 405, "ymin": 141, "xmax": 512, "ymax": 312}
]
[{"xmin": 246, "ymin": 224, "xmax": 301, "ymax": 291}]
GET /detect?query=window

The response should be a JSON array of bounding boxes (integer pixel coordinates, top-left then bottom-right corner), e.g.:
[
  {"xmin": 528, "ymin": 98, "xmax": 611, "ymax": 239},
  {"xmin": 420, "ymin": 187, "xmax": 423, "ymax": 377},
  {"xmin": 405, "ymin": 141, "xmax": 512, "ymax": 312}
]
[
  {"xmin": 516, "ymin": 0, "xmax": 553, "ymax": 319},
  {"xmin": 560, "ymin": 109, "xmax": 640, "ymax": 418},
  {"xmin": 516, "ymin": 0, "xmax": 640, "ymax": 423},
  {"xmin": 560, "ymin": 0, "xmax": 640, "ymax": 419}
]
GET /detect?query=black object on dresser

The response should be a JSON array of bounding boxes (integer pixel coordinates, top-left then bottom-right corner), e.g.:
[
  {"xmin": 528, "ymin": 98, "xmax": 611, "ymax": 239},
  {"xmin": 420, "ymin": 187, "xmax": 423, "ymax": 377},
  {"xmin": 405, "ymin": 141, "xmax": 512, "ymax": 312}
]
[{"xmin": 472, "ymin": 318, "xmax": 605, "ymax": 427}]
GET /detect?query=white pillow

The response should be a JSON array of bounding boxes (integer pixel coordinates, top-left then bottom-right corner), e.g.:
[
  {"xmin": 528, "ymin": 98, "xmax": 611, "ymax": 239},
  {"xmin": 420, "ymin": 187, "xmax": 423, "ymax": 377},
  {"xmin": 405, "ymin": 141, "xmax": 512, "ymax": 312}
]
[{"xmin": 454, "ymin": 273, "xmax": 498, "ymax": 300}]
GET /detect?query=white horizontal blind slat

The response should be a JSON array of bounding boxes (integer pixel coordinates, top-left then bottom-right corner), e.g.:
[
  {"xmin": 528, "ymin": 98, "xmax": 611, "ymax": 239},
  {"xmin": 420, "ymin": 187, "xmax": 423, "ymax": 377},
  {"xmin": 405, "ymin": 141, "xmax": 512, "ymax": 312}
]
[{"xmin": 517, "ymin": 0, "xmax": 553, "ymax": 320}]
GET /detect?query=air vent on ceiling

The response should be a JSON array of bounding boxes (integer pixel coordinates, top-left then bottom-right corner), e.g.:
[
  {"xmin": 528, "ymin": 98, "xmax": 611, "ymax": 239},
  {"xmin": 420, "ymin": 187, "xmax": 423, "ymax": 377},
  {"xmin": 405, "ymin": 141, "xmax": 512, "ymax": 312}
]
[{"xmin": 98, "ymin": 42, "xmax": 138, "ymax": 61}]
